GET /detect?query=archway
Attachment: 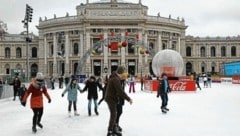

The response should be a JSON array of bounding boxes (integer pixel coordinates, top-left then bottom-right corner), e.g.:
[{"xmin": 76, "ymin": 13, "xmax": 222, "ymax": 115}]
[{"xmin": 186, "ymin": 62, "xmax": 192, "ymax": 75}]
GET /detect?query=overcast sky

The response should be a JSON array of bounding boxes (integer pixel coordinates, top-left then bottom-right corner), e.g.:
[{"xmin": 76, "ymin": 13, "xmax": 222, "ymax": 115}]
[{"xmin": 0, "ymin": 0, "xmax": 240, "ymax": 37}]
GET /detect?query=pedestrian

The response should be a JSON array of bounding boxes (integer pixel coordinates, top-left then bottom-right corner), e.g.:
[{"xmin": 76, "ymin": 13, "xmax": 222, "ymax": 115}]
[
  {"xmin": 105, "ymin": 66, "xmax": 133, "ymax": 136},
  {"xmin": 21, "ymin": 72, "xmax": 51, "ymax": 133},
  {"xmin": 128, "ymin": 74, "xmax": 136, "ymax": 93},
  {"xmin": 207, "ymin": 74, "xmax": 212, "ymax": 88},
  {"xmin": 10, "ymin": 76, "xmax": 21, "ymax": 101},
  {"xmin": 82, "ymin": 76, "xmax": 103, "ymax": 116},
  {"xmin": 0, "ymin": 78, "xmax": 3, "ymax": 98},
  {"xmin": 19, "ymin": 84, "xmax": 27, "ymax": 102},
  {"xmin": 59, "ymin": 76, "xmax": 64, "ymax": 89},
  {"xmin": 98, "ymin": 75, "xmax": 108, "ymax": 105},
  {"xmin": 195, "ymin": 74, "xmax": 202, "ymax": 90},
  {"xmin": 157, "ymin": 73, "xmax": 171, "ymax": 114},
  {"xmin": 140, "ymin": 76, "xmax": 144, "ymax": 91},
  {"xmin": 62, "ymin": 76, "xmax": 81, "ymax": 117},
  {"xmin": 50, "ymin": 76, "xmax": 55, "ymax": 90},
  {"xmin": 203, "ymin": 74, "xmax": 208, "ymax": 88}
]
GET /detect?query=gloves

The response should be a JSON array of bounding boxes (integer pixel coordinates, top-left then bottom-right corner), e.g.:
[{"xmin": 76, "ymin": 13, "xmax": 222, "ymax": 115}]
[
  {"xmin": 21, "ymin": 101, "xmax": 26, "ymax": 107},
  {"xmin": 61, "ymin": 94, "xmax": 64, "ymax": 97},
  {"xmin": 48, "ymin": 99, "xmax": 51, "ymax": 103}
]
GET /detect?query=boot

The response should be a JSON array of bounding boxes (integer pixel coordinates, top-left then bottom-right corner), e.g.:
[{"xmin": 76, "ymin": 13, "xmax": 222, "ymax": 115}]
[
  {"xmin": 94, "ymin": 108, "xmax": 99, "ymax": 115},
  {"xmin": 107, "ymin": 130, "xmax": 114, "ymax": 136},
  {"xmin": 37, "ymin": 122, "xmax": 43, "ymax": 128},
  {"xmin": 74, "ymin": 111, "xmax": 80, "ymax": 116},
  {"xmin": 164, "ymin": 107, "xmax": 169, "ymax": 111},
  {"xmin": 116, "ymin": 125, "xmax": 122, "ymax": 132},
  {"xmin": 32, "ymin": 126, "xmax": 37, "ymax": 133},
  {"xmin": 88, "ymin": 109, "xmax": 91, "ymax": 116}
]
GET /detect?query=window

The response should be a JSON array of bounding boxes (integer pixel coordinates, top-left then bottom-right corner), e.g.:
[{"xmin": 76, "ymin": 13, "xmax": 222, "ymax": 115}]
[
  {"xmin": 210, "ymin": 46, "xmax": 216, "ymax": 57},
  {"xmin": 16, "ymin": 47, "xmax": 22, "ymax": 58},
  {"xmin": 200, "ymin": 47, "xmax": 206, "ymax": 57},
  {"xmin": 186, "ymin": 47, "xmax": 191, "ymax": 56},
  {"xmin": 50, "ymin": 44, "xmax": 53, "ymax": 56},
  {"xmin": 149, "ymin": 42, "xmax": 154, "ymax": 50},
  {"xmin": 128, "ymin": 43, "xmax": 135, "ymax": 54},
  {"xmin": 172, "ymin": 41, "xmax": 176, "ymax": 50},
  {"xmin": 5, "ymin": 47, "xmax": 10, "ymax": 58},
  {"xmin": 73, "ymin": 43, "xmax": 79, "ymax": 55},
  {"xmin": 231, "ymin": 46, "xmax": 236, "ymax": 56},
  {"xmin": 32, "ymin": 47, "xmax": 37, "ymax": 58},
  {"xmin": 221, "ymin": 46, "xmax": 226, "ymax": 57},
  {"xmin": 162, "ymin": 42, "xmax": 167, "ymax": 50}
]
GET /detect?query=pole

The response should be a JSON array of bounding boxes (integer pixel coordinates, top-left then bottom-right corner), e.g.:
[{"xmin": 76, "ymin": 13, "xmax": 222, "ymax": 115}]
[{"xmin": 26, "ymin": 22, "xmax": 29, "ymax": 82}]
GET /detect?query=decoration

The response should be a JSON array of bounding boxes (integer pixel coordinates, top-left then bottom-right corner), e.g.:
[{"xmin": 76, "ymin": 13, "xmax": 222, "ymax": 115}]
[
  {"xmin": 122, "ymin": 41, "xmax": 128, "ymax": 47},
  {"xmin": 152, "ymin": 49, "xmax": 184, "ymax": 77},
  {"xmin": 139, "ymin": 48, "xmax": 145, "ymax": 54}
]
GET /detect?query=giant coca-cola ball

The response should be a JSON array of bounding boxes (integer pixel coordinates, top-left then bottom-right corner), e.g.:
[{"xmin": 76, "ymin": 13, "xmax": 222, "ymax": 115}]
[{"xmin": 152, "ymin": 49, "xmax": 184, "ymax": 77}]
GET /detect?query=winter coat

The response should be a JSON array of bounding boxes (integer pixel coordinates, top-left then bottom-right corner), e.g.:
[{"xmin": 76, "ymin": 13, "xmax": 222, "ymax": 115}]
[
  {"xmin": 157, "ymin": 79, "xmax": 171, "ymax": 97},
  {"xmin": 22, "ymin": 81, "xmax": 51, "ymax": 108},
  {"xmin": 82, "ymin": 77, "xmax": 103, "ymax": 100},
  {"xmin": 105, "ymin": 72, "xmax": 131, "ymax": 104},
  {"xmin": 10, "ymin": 79, "xmax": 21, "ymax": 90},
  {"xmin": 62, "ymin": 83, "xmax": 81, "ymax": 101}
]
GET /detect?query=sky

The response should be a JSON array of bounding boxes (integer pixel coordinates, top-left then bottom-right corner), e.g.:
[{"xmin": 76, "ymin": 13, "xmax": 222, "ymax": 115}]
[{"xmin": 0, "ymin": 0, "xmax": 240, "ymax": 37}]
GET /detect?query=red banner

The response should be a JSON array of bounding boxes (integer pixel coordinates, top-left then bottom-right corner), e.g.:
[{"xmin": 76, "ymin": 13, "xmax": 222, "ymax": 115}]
[
  {"xmin": 232, "ymin": 76, "xmax": 240, "ymax": 84},
  {"xmin": 144, "ymin": 80, "xmax": 196, "ymax": 91}
]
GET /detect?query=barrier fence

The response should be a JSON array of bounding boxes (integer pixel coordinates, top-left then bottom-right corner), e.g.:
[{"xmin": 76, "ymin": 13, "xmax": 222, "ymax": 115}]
[{"xmin": 0, "ymin": 85, "xmax": 13, "ymax": 99}]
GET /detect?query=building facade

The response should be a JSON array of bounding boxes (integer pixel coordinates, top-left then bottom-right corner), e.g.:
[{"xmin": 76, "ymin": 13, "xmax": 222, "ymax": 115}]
[{"xmin": 0, "ymin": 0, "xmax": 240, "ymax": 81}]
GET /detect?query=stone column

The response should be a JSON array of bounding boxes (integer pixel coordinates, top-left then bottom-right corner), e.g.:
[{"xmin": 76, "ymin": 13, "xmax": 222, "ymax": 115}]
[
  {"xmin": 86, "ymin": 30, "xmax": 91, "ymax": 75},
  {"xmin": 157, "ymin": 32, "xmax": 162, "ymax": 51},
  {"xmin": 138, "ymin": 31, "xmax": 143, "ymax": 76},
  {"xmin": 65, "ymin": 31, "xmax": 70, "ymax": 75},
  {"xmin": 44, "ymin": 35, "xmax": 47, "ymax": 75},
  {"xmin": 121, "ymin": 31, "xmax": 126, "ymax": 66},
  {"xmin": 53, "ymin": 33, "xmax": 57, "ymax": 77},
  {"xmin": 178, "ymin": 36, "xmax": 181, "ymax": 53},
  {"xmin": 80, "ymin": 32, "xmax": 84, "ymax": 57},
  {"xmin": 144, "ymin": 32, "xmax": 149, "ymax": 74},
  {"xmin": 103, "ymin": 30, "xmax": 109, "ymax": 73}
]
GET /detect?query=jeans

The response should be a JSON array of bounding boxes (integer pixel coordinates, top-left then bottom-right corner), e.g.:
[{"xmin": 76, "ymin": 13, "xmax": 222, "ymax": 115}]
[
  {"xmin": 68, "ymin": 101, "xmax": 77, "ymax": 111},
  {"xmin": 161, "ymin": 93, "xmax": 168, "ymax": 109},
  {"xmin": 88, "ymin": 99, "xmax": 98, "ymax": 113}
]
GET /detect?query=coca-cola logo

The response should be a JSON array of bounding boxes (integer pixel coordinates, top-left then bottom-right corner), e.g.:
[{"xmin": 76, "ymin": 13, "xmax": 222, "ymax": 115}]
[{"xmin": 170, "ymin": 81, "xmax": 187, "ymax": 91}]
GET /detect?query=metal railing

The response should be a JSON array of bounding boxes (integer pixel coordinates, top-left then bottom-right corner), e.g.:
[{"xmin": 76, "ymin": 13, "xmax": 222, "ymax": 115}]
[{"xmin": 0, "ymin": 85, "xmax": 13, "ymax": 99}]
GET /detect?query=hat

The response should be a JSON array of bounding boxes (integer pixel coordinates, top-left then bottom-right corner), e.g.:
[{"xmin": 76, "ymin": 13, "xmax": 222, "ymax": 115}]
[
  {"xmin": 116, "ymin": 66, "xmax": 125, "ymax": 74},
  {"xmin": 36, "ymin": 72, "xmax": 44, "ymax": 80}
]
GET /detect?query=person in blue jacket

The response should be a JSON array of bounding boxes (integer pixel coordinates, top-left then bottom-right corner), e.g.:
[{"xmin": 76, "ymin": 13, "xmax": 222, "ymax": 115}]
[
  {"xmin": 157, "ymin": 73, "xmax": 171, "ymax": 113},
  {"xmin": 62, "ymin": 76, "xmax": 81, "ymax": 117}
]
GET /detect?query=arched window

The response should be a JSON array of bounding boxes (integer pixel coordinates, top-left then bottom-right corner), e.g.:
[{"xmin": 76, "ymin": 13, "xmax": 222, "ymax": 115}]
[
  {"xmin": 211, "ymin": 62, "xmax": 216, "ymax": 73},
  {"xmin": 221, "ymin": 46, "xmax": 226, "ymax": 57},
  {"xmin": 32, "ymin": 47, "xmax": 37, "ymax": 58},
  {"xmin": 201, "ymin": 62, "xmax": 206, "ymax": 73},
  {"xmin": 16, "ymin": 47, "xmax": 22, "ymax": 58},
  {"xmin": 186, "ymin": 62, "xmax": 192, "ymax": 75},
  {"xmin": 73, "ymin": 43, "xmax": 79, "ymax": 55},
  {"xmin": 5, "ymin": 47, "xmax": 10, "ymax": 58},
  {"xmin": 210, "ymin": 46, "xmax": 216, "ymax": 57},
  {"xmin": 231, "ymin": 46, "xmax": 236, "ymax": 56},
  {"xmin": 186, "ymin": 46, "xmax": 191, "ymax": 57},
  {"xmin": 200, "ymin": 47, "xmax": 206, "ymax": 57},
  {"xmin": 5, "ymin": 64, "xmax": 10, "ymax": 74}
]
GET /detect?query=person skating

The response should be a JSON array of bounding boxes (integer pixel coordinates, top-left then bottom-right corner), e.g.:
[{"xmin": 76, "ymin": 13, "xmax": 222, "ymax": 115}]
[
  {"xmin": 105, "ymin": 66, "xmax": 133, "ymax": 136},
  {"xmin": 98, "ymin": 75, "xmax": 108, "ymax": 105},
  {"xmin": 196, "ymin": 74, "xmax": 202, "ymax": 90},
  {"xmin": 157, "ymin": 73, "xmax": 171, "ymax": 114},
  {"xmin": 128, "ymin": 74, "xmax": 136, "ymax": 93},
  {"xmin": 82, "ymin": 76, "xmax": 103, "ymax": 116},
  {"xmin": 62, "ymin": 76, "xmax": 81, "ymax": 117},
  {"xmin": 9, "ymin": 76, "xmax": 21, "ymax": 101},
  {"xmin": 21, "ymin": 72, "xmax": 51, "ymax": 133}
]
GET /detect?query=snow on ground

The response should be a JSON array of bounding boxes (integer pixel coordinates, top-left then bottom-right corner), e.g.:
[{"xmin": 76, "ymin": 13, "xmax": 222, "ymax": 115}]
[{"xmin": 0, "ymin": 82, "xmax": 240, "ymax": 136}]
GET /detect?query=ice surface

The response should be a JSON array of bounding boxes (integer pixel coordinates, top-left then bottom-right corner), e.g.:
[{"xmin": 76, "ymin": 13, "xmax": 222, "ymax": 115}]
[{"xmin": 0, "ymin": 82, "xmax": 240, "ymax": 136}]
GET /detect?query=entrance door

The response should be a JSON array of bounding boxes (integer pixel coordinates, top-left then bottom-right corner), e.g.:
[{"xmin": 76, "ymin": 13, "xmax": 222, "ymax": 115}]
[
  {"xmin": 94, "ymin": 60, "xmax": 101, "ymax": 76},
  {"xmin": 128, "ymin": 60, "xmax": 135, "ymax": 75}
]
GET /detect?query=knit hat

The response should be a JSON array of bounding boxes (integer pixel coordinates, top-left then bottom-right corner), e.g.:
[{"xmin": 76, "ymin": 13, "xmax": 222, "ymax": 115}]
[
  {"xmin": 116, "ymin": 66, "xmax": 125, "ymax": 74},
  {"xmin": 36, "ymin": 72, "xmax": 44, "ymax": 80}
]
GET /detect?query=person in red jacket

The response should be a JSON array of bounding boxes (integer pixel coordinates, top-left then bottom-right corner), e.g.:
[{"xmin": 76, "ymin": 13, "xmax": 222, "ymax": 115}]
[{"xmin": 21, "ymin": 72, "xmax": 51, "ymax": 133}]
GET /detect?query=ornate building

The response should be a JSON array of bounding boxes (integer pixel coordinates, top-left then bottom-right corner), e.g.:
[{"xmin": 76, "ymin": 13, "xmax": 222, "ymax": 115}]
[{"xmin": 0, "ymin": 0, "xmax": 240, "ymax": 81}]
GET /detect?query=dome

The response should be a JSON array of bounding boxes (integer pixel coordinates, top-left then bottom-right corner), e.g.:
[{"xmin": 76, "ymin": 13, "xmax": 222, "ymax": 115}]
[{"xmin": 152, "ymin": 49, "xmax": 184, "ymax": 77}]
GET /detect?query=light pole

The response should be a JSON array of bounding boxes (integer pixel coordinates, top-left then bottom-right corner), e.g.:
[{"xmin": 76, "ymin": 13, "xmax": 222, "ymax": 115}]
[{"xmin": 22, "ymin": 4, "xmax": 33, "ymax": 81}]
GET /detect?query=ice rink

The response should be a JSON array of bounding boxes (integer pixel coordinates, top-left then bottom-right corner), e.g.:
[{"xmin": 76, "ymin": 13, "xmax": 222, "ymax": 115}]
[{"xmin": 0, "ymin": 82, "xmax": 240, "ymax": 136}]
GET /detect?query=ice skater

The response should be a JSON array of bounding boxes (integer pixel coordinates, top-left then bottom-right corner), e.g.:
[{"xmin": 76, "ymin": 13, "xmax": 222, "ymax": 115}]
[
  {"xmin": 105, "ymin": 66, "xmax": 133, "ymax": 136},
  {"xmin": 195, "ymin": 74, "xmax": 202, "ymax": 90},
  {"xmin": 62, "ymin": 76, "xmax": 81, "ymax": 117},
  {"xmin": 128, "ymin": 74, "xmax": 136, "ymax": 93},
  {"xmin": 157, "ymin": 73, "xmax": 171, "ymax": 113},
  {"xmin": 82, "ymin": 76, "xmax": 103, "ymax": 116},
  {"xmin": 21, "ymin": 72, "xmax": 51, "ymax": 133}
]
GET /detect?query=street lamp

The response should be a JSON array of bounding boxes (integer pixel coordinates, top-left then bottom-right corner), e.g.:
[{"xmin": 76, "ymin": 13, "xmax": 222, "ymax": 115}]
[{"xmin": 22, "ymin": 4, "xmax": 33, "ymax": 81}]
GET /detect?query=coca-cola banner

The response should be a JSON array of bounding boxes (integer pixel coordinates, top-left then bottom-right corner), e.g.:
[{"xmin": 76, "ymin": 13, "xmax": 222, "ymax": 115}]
[
  {"xmin": 169, "ymin": 80, "xmax": 196, "ymax": 91},
  {"xmin": 144, "ymin": 80, "xmax": 196, "ymax": 91},
  {"xmin": 232, "ymin": 76, "xmax": 240, "ymax": 84}
]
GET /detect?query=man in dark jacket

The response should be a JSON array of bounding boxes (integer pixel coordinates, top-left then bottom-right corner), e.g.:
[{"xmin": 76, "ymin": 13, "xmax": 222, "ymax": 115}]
[
  {"xmin": 105, "ymin": 66, "xmax": 133, "ymax": 136},
  {"xmin": 10, "ymin": 76, "xmax": 21, "ymax": 101},
  {"xmin": 157, "ymin": 73, "xmax": 171, "ymax": 113}
]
